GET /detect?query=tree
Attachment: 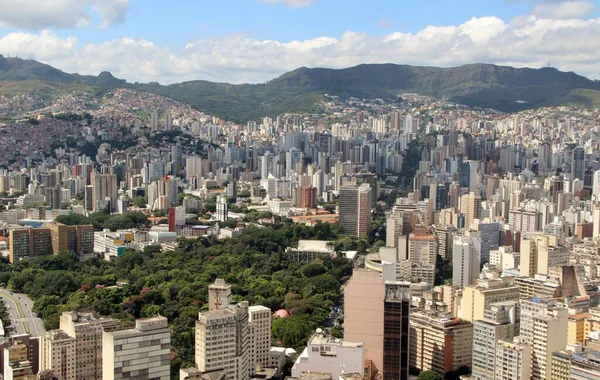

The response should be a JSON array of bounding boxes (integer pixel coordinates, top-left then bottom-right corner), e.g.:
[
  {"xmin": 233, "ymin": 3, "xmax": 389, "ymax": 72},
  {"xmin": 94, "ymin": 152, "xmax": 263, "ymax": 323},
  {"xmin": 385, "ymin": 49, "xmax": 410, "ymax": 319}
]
[
  {"xmin": 133, "ymin": 196, "xmax": 147, "ymax": 208},
  {"xmin": 418, "ymin": 370, "xmax": 443, "ymax": 380}
]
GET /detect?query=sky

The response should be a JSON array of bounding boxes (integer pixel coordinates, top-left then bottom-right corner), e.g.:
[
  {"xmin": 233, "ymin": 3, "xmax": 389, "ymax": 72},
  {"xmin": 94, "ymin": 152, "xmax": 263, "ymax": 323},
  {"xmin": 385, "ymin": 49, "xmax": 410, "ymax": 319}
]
[{"xmin": 0, "ymin": 0, "xmax": 599, "ymax": 84}]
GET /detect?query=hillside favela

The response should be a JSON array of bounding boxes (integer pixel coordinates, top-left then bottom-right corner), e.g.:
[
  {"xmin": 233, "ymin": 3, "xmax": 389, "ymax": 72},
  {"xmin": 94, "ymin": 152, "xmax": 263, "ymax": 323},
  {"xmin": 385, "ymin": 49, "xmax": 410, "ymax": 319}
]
[{"xmin": 1, "ymin": 1, "xmax": 600, "ymax": 380}]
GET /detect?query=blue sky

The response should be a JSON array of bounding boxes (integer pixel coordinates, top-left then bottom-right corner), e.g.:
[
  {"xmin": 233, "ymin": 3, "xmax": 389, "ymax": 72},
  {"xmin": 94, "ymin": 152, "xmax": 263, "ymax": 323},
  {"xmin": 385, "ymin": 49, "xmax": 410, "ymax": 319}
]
[{"xmin": 0, "ymin": 0, "xmax": 599, "ymax": 83}]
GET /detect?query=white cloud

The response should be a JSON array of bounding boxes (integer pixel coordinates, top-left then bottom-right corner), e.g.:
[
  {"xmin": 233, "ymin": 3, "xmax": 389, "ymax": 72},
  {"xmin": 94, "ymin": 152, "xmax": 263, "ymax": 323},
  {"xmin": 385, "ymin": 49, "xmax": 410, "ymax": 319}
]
[
  {"xmin": 1, "ymin": 10, "xmax": 600, "ymax": 84},
  {"xmin": 532, "ymin": 0, "xmax": 596, "ymax": 19},
  {"xmin": 256, "ymin": 0, "xmax": 316, "ymax": 7},
  {"xmin": 0, "ymin": 0, "xmax": 130, "ymax": 29}
]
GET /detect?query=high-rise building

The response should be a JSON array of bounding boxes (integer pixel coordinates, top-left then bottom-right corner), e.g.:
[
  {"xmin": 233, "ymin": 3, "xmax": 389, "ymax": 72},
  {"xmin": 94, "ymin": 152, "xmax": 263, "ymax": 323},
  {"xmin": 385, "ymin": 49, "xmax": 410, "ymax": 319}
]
[
  {"xmin": 92, "ymin": 173, "xmax": 118, "ymax": 212},
  {"xmin": 520, "ymin": 233, "xmax": 569, "ymax": 278},
  {"xmin": 9, "ymin": 228, "xmax": 52, "ymax": 263},
  {"xmin": 460, "ymin": 192, "xmax": 481, "ymax": 229},
  {"xmin": 572, "ymin": 146, "xmax": 585, "ymax": 181},
  {"xmin": 216, "ymin": 195, "xmax": 228, "ymax": 222},
  {"xmin": 3, "ymin": 340, "xmax": 33, "ymax": 379},
  {"xmin": 471, "ymin": 301, "xmax": 520, "ymax": 380},
  {"xmin": 150, "ymin": 109, "xmax": 159, "ymax": 131},
  {"xmin": 0, "ymin": 334, "xmax": 40, "ymax": 377},
  {"xmin": 195, "ymin": 297, "xmax": 251, "ymax": 380},
  {"xmin": 460, "ymin": 270, "xmax": 520, "ymax": 323},
  {"xmin": 408, "ymin": 232, "xmax": 437, "ymax": 285},
  {"xmin": 409, "ymin": 311, "xmax": 473, "ymax": 376},
  {"xmin": 102, "ymin": 316, "xmax": 170, "ymax": 380},
  {"xmin": 494, "ymin": 338, "xmax": 532, "ymax": 380},
  {"xmin": 41, "ymin": 312, "xmax": 123, "ymax": 380},
  {"xmin": 46, "ymin": 223, "xmax": 94, "ymax": 257},
  {"xmin": 339, "ymin": 184, "xmax": 372, "ymax": 238},
  {"xmin": 248, "ymin": 305, "xmax": 271, "ymax": 371},
  {"xmin": 300, "ymin": 187, "xmax": 318, "ymax": 209},
  {"xmin": 344, "ymin": 269, "xmax": 411, "ymax": 378},
  {"xmin": 452, "ymin": 233, "xmax": 481, "ymax": 288},
  {"xmin": 519, "ymin": 297, "xmax": 568, "ymax": 380},
  {"xmin": 470, "ymin": 218, "xmax": 499, "ymax": 266}
]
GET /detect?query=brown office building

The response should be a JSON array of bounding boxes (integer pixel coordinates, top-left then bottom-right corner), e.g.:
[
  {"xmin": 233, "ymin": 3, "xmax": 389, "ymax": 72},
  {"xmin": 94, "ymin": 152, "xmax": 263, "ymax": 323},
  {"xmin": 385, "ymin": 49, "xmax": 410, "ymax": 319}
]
[
  {"xmin": 46, "ymin": 223, "xmax": 94, "ymax": 256},
  {"xmin": 9, "ymin": 228, "xmax": 52, "ymax": 263}
]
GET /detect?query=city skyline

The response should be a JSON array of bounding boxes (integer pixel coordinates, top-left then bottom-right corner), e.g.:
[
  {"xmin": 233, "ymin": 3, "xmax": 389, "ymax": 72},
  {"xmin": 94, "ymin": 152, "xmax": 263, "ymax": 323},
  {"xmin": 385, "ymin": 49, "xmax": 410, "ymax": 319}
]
[{"xmin": 0, "ymin": 0, "xmax": 599, "ymax": 84}]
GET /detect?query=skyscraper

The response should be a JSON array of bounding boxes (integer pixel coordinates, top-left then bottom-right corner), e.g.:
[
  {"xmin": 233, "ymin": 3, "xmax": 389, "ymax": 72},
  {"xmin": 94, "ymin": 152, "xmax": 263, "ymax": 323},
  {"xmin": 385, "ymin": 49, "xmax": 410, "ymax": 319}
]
[
  {"xmin": 92, "ymin": 172, "xmax": 118, "ymax": 212},
  {"xmin": 571, "ymin": 146, "xmax": 585, "ymax": 181},
  {"xmin": 339, "ymin": 184, "xmax": 372, "ymax": 238},
  {"xmin": 460, "ymin": 192, "xmax": 481, "ymax": 229}
]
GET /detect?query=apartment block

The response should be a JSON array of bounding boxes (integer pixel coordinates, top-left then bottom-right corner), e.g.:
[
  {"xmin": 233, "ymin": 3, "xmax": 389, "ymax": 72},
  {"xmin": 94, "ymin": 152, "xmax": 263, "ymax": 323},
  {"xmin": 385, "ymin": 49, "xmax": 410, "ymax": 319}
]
[
  {"xmin": 520, "ymin": 297, "xmax": 568, "ymax": 380},
  {"xmin": 102, "ymin": 316, "xmax": 171, "ymax": 380},
  {"xmin": 46, "ymin": 223, "xmax": 94, "ymax": 258},
  {"xmin": 9, "ymin": 228, "xmax": 52, "ymax": 263},
  {"xmin": 471, "ymin": 301, "xmax": 520, "ymax": 380},
  {"xmin": 41, "ymin": 311, "xmax": 123, "ymax": 380},
  {"xmin": 409, "ymin": 311, "xmax": 473, "ymax": 376},
  {"xmin": 495, "ymin": 338, "xmax": 531, "ymax": 380},
  {"xmin": 248, "ymin": 305, "xmax": 272, "ymax": 371},
  {"xmin": 460, "ymin": 269, "xmax": 520, "ymax": 323},
  {"xmin": 408, "ymin": 232, "xmax": 436, "ymax": 285}
]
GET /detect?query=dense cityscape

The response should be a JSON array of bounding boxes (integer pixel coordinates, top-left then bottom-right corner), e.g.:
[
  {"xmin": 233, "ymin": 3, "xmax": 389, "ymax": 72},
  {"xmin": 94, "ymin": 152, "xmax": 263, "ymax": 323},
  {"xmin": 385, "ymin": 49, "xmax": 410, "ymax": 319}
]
[
  {"xmin": 0, "ymin": 79, "xmax": 598, "ymax": 380},
  {"xmin": 2, "ymin": 1, "xmax": 600, "ymax": 380}
]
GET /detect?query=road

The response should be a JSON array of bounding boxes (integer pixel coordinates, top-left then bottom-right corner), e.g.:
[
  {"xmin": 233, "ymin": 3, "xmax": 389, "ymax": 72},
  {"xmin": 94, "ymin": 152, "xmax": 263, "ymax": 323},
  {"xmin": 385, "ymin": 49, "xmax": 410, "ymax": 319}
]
[{"xmin": 0, "ymin": 289, "xmax": 46, "ymax": 337}]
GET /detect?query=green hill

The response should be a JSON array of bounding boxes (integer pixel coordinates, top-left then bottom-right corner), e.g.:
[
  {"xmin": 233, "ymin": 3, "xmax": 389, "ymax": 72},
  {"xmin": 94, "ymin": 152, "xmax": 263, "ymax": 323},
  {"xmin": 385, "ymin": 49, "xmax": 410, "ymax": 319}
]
[{"xmin": 1, "ymin": 54, "xmax": 599, "ymax": 122}]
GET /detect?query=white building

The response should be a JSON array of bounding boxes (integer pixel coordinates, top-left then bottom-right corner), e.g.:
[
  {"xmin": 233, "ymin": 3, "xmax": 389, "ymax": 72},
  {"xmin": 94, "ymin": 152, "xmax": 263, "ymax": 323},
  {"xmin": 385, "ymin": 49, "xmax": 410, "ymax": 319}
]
[
  {"xmin": 248, "ymin": 305, "xmax": 272, "ymax": 371},
  {"xmin": 452, "ymin": 233, "xmax": 481, "ymax": 288},
  {"xmin": 291, "ymin": 332, "xmax": 364, "ymax": 379},
  {"xmin": 494, "ymin": 337, "xmax": 531, "ymax": 380},
  {"xmin": 102, "ymin": 316, "xmax": 171, "ymax": 380}
]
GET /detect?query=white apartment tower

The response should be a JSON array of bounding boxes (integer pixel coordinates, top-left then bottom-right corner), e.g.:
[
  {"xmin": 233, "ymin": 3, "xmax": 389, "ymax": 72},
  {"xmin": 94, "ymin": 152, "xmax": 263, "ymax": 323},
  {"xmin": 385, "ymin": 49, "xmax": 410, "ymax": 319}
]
[
  {"xmin": 519, "ymin": 297, "xmax": 568, "ymax": 380},
  {"xmin": 248, "ymin": 305, "xmax": 272, "ymax": 371},
  {"xmin": 102, "ymin": 316, "xmax": 171, "ymax": 380},
  {"xmin": 452, "ymin": 233, "xmax": 481, "ymax": 288}
]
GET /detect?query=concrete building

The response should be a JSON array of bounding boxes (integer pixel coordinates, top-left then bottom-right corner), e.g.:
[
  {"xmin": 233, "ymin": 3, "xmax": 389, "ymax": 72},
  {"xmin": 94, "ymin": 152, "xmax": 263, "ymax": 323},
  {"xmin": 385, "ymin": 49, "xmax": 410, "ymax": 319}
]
[
  {"xmin": 570, "ymin": 350, "xmax": 600, "ymax": 379},
  {"xmin": 344, "ymin": 269, "xmax": 411, "ymax": 378},
  {"xmin": 471, "ymin": 218, "xmax": 499, "ymax": 265},
  {"xmin": 459, "ymin": 192, "xmax": 481, "ymax": 229},
  {"xmin": 216, "ymin": 195, "xmax": 228, "ymax": 222},
  {"xmin": 248, "ymin": 305, "xmax": 271, "ymax": 371},
  {"xmin": 91, "ymin": 173, "xmax": 118, "ymax": 212},
  {"xmin": 408, "ymin": 232, "xmax": 436, "ymax": 285},
  {"xmin": 452, "ymin": 233, "xmax": 481, "ymax": 288},
  {"xmin": 520, "ymin": 297, "xmax": 568, "ymax": 380},
  {"xmin": 286, "ymin": 240, "xmax": 335, "ymax": 264},
  {"xmin": 339, "ymin": 184, "xmax": 372, "ymax": 238},
  {"xmin": 409, "ymin": 311, "xmax": 473, "ymax": 376},
  {"xmin": 9, "ymin": 228, "xmax": 52, "ymax": 263},
  {"xmin": 46, "ymin": 223, "xmax": 94, "ymax": 258},
  {"xmin": 460, "ymin": 269, "xmax": 520, "ymax": 323},
  {"xmin": 196, "ymin": 279, "xmax": 251, "ymax": 380},
  {"xmin": 102, "ymin": 316, "xmax": 171, "ymax": 380},
  {"xmin": 471, "ymin": 301, "xmax": 520, "ymax": 380},
  {"xmin": 41, "ymin": 311, "xmax": 123, "ymax": 380},
  {"xmin": 3, "ymin": 340, "xmax": 33, "ymax": 380},
  {"xmin": 520, "ymin": 233, "xmax": 569, "ymax": 278},
  {"xmin": 494, "ymin": 338, "xmax": 531, "ymax": 380},
  {"xmin": 291, "ymin": 332, "xmax": 364, "ymax": 379},
  {"xmin": 0, "ymin": 335, "xmax": 40, "ymax": 377}
]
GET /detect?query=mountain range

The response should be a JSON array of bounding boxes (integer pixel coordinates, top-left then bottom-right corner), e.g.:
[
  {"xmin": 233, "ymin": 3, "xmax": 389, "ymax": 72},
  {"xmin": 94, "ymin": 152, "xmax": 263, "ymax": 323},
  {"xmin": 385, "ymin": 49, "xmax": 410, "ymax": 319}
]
[{"xmin": 1, "ymin": 54, "xmax": 599, "ymax": 122}]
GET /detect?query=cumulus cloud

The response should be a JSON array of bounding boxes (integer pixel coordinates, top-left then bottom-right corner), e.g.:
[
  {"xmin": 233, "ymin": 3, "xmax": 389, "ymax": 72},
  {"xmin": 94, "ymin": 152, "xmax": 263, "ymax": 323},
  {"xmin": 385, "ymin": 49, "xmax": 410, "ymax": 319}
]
[
  {"xmin": 532, "ymin": 0, "xmax": 596, "ymax": 19},
  {"xmin": 256, "ymin": 0, "xmax": 316, "ymax": 7},
  {"xmin": 0, "ymin": 0, "xmax": 130, "ymax": 29},
  {"xmin": 1, "ymin": 10, "xmax": 600, "ymax": 84}
]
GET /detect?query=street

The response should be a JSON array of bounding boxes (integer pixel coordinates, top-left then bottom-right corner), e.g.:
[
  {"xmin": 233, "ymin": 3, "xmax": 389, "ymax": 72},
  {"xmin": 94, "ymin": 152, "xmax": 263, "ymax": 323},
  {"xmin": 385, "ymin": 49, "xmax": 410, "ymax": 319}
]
[{"xmin": 0, "ymin": 289, "xmax": 46, "ymax": 337}]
